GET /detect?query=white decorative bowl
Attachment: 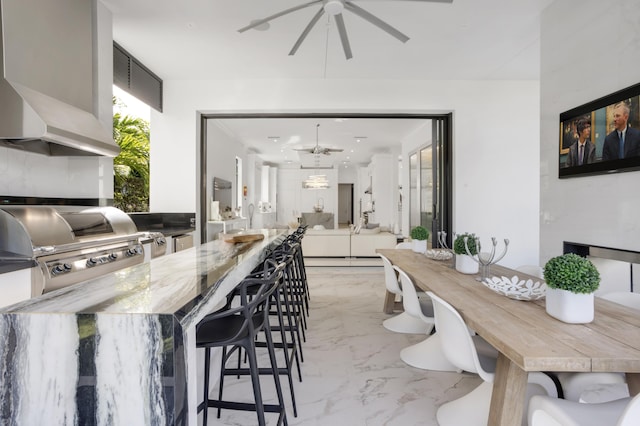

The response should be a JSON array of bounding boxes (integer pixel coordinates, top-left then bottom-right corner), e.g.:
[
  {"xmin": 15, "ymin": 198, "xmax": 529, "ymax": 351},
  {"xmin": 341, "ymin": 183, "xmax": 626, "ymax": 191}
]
[
  {"xmin": 482, "ymin": 275, "xmax": 547, "ymax": 301},
  {"xmin": 424, "ymin": 249, "xmax": 453, "ymax": 261}
]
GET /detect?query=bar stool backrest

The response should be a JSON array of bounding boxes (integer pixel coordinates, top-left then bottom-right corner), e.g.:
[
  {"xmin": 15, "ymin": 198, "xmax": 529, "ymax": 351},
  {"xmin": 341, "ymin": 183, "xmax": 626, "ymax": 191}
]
[{"xmin": 197, "ymin": 261, "xmax": 285, "ymax": 345}]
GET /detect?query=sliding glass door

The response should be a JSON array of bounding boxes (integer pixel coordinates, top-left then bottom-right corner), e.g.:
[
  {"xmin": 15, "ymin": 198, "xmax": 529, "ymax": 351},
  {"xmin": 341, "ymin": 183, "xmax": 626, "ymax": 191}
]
[{"xmin": 409, "ymin": 115, "xmax": 452, "ymax": 247}]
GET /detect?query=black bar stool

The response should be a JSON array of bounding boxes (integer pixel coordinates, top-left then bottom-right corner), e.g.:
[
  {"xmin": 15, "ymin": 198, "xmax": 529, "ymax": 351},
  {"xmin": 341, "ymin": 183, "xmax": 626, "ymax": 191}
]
[
  {"xmin": 282, "ymin": 237, "xmax": 310, "ymax": 327},
  {"xmin": 229, "ymin": 249, "xmax": 303, "ymax": 418},
  {"xmin": 196, "ymin": 260, "xmax": 287, "ymax": 426}
]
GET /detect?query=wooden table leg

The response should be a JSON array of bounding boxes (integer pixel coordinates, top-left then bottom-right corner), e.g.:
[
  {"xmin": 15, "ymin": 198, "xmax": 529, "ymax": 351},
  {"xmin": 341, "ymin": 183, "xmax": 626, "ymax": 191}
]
[
  {"xmin": 383, "ymin": 290, "xmax": 396, "ymax": 314},
  {"xmin": 488, "ymin": 352, "xmax": 527, "ymax": 426},
  {"xmin": 627, "ymin": 373, "xmax": 640, "ymax": 396}
]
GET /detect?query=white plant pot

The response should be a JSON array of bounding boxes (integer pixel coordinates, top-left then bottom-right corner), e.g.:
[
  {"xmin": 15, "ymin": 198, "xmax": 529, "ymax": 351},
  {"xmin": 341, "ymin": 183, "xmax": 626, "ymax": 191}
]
[
  {"xmin": 545, "ymin": 287, "xmax": 594, "ymax": 324},
  {"xmin": 455, "ymin": 254, "xmax": 479, "ymax": 274},
  {"xmin": 412, "ymin": 239, "xmax": 427, "ymax": 254}
]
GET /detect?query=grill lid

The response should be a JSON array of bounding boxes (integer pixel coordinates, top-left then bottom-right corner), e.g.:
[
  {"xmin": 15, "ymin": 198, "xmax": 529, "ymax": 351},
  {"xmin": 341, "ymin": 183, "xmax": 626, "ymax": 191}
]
[{"xmin": 0, "ymin": 206, "xmax": 139, "ymax": 257}]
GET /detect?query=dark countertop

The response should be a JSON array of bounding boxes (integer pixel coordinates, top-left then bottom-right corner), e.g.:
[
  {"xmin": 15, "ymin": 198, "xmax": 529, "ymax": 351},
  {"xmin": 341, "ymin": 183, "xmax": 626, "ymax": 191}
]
[
  {"xmin": 128, "ymin": 212, "xmax": 195, "ymax": 237},
  {"xmin": 150, "ymin": 227, "xmax": 195, "ymax": 237},
  {"xmin": 0, "ymin": 250, "xmax": 36, "ymax": 274},
  {"xmin": 0, "ymin": 259, "xmax": 36, "ymax": 274}
]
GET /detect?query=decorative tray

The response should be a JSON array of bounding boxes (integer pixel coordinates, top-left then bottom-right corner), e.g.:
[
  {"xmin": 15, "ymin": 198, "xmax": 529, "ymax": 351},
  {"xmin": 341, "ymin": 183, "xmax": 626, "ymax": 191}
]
[
  {"xmin": 482, "ymin": 275, "xmax": 547, "ymax": 301},
  {"xmin": 424, "ymin": 249, "xmax": 453, "ymax": 261},
  {"xmin": 224, "ymin": 234, "xmax": 265, "ymax": 244}
]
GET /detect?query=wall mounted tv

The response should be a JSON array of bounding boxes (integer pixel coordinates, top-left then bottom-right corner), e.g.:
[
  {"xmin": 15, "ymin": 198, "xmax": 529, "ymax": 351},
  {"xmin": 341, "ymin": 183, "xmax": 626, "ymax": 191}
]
[{"xmin": 559, "ymin": 82, "xmax": 640, "ymax": 178}]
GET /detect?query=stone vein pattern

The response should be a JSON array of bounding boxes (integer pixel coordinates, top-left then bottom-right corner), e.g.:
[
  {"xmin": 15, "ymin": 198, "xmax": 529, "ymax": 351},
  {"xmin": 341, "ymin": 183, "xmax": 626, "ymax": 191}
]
[{"xmin": 0, "ymin": 229, "xmax": 286, "ymax": 425}]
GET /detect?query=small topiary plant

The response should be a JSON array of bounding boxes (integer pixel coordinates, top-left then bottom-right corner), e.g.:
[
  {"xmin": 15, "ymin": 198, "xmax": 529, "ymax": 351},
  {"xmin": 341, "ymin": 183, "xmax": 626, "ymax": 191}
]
[
  {"xmin": 410, "ymin": 226, "xmax": 429, "ymax": 241},
  {"xmin": 453, "ymin": 232, "xmax": 478, "ymax": 255},
  {"xmin": 543, "ymin": 253, "xmax": 600, "ymax": 294}
]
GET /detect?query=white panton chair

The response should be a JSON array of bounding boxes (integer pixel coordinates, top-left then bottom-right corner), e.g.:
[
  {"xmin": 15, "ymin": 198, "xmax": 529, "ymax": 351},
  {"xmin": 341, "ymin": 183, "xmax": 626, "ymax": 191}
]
[
  {"xmin": 528, "ymin": 392, "xmax": 639, "ymax": 426},
  {"xmin": 394, "ymin": 266, "xmax": 459, "ymax": 372},
  {"xmin": 428, "ymin": 291, "xmax": 557, "ymax": 426},
  {"xmin": 379, "ymin": 254, "xmax": 431, "ymax": 334},
  {"xmin": 553, "ymin": 292, "xmax": 640, "ymax": 402}
]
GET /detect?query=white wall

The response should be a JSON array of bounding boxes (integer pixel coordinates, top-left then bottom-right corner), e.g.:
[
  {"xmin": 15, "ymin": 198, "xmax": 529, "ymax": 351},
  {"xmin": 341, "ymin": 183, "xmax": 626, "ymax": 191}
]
[
  {"xmin": 369, "ymin": 153, "xmax": 396, "ymax": 229},
  {"xmin": 540, "ymin": 0, "xmax": 640, "ymax": 264},
  {"xmin": 0, "ymin": 150, "xmax": 113, "ymax": 199},
  {"xmin": 0, "ymin": 1, "xmax": 114, "ymax": 202},
  {"xmin": 150, "ymin": 78, "xmax": 540, "ymax": 268},
  {"xmin": 205, "ymin": 120, "xmax": 247, "ymax": 219},
  {"xmin": 277, "ymin": 166, "xmax": 339, "ymax": 228}
]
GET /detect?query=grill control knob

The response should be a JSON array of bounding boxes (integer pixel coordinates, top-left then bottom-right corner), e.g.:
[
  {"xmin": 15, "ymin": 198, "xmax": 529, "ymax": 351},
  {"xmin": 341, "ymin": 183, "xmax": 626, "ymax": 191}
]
[
  {"xmin": 87, "ymin": 257, "xmax": 99, "ymax": 267},
  {"xmin": 126, "ymin": 246, "xmax": 143, "ymax": 257},
  {"xmin": 52, "ymin": 263, "xmax": 72, "ymax": 275},
  {"xmin": 108, "ymin": 253, "xmax": 118, "ymax": 261},
  {"xmin": 157, "ymin": 237, "xmax": 166, "ymax": 246}
]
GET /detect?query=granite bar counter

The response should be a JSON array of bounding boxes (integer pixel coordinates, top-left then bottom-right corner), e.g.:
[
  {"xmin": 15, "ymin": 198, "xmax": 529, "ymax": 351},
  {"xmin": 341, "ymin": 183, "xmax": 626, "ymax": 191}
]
[{"xmin": 0, "ymin": 228, "xmax": 286, "ymax": 426}]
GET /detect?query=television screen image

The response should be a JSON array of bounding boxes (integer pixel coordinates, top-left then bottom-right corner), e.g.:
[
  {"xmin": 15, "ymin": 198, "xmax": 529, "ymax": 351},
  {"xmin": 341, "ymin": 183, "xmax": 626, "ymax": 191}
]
[{"xmin": 559, "ymin": 82, "xmax": 640, "ymax": 178}]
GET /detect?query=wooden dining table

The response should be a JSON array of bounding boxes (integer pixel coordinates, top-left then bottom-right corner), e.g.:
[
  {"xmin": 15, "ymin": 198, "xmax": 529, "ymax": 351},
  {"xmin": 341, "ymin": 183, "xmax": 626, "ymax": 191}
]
[{"xmin": 377, "ymin": 249, "xmax": 640, "ymax": 426}]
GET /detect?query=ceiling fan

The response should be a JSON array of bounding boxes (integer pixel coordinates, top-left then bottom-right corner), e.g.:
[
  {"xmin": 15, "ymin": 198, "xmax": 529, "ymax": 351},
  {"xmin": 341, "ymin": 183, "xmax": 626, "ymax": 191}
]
[
  {"xmin": 294, "ymin": 124, "xmax": 344, "ymax": 156},
  {"xmin": 238, "ymin": 0, "xmax": 453, "ymax": 60}
]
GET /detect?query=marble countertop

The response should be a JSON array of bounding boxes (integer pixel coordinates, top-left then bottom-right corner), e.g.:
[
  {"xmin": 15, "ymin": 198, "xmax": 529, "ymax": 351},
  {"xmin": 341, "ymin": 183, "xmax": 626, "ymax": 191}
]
[{"xmin": 0, "ymin": 229, "xmax": 286, "ymax": 325}]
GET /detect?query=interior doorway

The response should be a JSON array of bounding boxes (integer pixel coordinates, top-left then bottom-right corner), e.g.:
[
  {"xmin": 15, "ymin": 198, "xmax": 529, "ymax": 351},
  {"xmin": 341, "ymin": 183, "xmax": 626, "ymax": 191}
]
[
  {"xmin": 338, "ymin": 183, "xmax": 353, "ymax": 226},
  {"xmin": 197, "ymin": 113, "xmax": 452, "ymax": 245}
]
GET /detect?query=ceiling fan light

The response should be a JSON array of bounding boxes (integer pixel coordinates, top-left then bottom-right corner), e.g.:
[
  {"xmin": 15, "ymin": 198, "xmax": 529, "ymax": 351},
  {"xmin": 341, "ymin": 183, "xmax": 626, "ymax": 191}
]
[{"xmin": 324, "ymin": 0, "xmax": 344, "ymax": 16}]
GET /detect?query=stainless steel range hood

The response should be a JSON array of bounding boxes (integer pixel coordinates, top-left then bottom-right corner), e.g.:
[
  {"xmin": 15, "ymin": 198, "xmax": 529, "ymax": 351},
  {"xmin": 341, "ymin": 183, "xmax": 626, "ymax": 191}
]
[{"xmin": 0, "ymin": 0, "xmax": 119, "ymax": 157}]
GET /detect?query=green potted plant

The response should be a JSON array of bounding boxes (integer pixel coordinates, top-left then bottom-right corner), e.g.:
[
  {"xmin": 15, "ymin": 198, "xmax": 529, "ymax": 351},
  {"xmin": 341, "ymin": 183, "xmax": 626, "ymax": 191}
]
[
  {"xmin": 453, "ymin": 232, "xmax": 479, "ymax": 274},
  {"xmin": 543, "ymin": 253, "xmax": 601, "ymax": 324},
  {"xmin": 410, "ymin": 226, "xmax": 429, "ymax": 254}
]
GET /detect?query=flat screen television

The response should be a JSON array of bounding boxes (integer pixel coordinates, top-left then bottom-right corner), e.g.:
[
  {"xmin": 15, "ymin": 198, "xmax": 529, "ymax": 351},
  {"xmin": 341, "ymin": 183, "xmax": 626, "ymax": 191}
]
[
  {"xmin": 213, "ymin": 177, "xmax": 233, "ymax": 213},
  {"xmin": 559, "ymin": 82, "xmax": 640, "ymax": 178}
]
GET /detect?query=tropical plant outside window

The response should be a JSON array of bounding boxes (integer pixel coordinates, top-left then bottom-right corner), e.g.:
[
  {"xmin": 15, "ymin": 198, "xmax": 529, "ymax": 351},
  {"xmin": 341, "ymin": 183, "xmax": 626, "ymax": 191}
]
[{"xmin": 113, "ymin": 96, "xmax": 150, "ymax": 212}]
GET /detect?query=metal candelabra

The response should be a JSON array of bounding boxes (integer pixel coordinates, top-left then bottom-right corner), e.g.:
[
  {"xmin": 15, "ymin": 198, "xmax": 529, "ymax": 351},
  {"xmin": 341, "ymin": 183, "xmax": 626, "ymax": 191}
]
[
  {"xmin": 463, "ymin": 236, "xmax": 510, "ymax": 280},
  {"xmin": 437, "ymin": 231, "xmax": 456, "ymax": 268}
]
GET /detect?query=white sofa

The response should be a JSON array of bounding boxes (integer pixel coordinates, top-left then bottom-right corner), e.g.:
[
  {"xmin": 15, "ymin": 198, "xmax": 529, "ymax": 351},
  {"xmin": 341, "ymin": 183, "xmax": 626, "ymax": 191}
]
[{"xmin": 301, "ymin": 228, "xmax": 397, "ymax": 257}]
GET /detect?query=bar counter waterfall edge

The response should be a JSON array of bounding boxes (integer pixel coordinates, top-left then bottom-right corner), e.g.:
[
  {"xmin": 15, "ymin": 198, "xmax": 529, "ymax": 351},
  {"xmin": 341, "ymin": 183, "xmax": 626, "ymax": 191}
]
[{"xmin": 0, "ymin": 229, "xmax": 287, "ymax": 426}]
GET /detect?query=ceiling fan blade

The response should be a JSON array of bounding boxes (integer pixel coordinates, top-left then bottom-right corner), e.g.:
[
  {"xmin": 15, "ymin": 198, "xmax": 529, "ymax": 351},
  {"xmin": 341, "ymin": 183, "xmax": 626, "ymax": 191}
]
[
  {"xmin": 344, "ymin": 1, "xmax": 409, "ymax": 43},
  {"xmin": 334, "ymin": 13, "xmax": 353, "ymax": 60},
  {"xmin": 359, "ymin": 0, "xmax": 452, "ymax": 3},
  {"xmin": 238, "ymin": 0, "xmax": 323, "ymax": 33},
  {"xmin": 289, "ymin": 7, "xmax": 325, "ymax": 56},
  {"xmin": 327, "ymin": 148, "xmax": 344, "ymax": 152}
]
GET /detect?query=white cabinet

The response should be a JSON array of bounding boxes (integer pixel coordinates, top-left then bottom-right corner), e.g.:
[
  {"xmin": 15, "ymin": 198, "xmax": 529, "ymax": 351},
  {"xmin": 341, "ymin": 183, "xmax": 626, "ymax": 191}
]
[{"xmin": 0, "ymin": 268, "xmax": 32, "ymax": 308}]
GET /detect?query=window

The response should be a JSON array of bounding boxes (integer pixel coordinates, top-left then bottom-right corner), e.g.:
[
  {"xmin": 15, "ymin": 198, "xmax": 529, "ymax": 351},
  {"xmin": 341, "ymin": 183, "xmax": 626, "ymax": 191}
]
[{"xmin": 113, "ymin": 42, "xmax": 163, "ymax": 112}]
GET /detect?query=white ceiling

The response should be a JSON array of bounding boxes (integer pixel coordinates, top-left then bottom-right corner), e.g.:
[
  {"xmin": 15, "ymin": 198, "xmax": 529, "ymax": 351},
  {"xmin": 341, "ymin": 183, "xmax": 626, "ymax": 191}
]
[
  {"xmin": 212, "ymin": 116, "xmax": 430, "ymax": 167},
  {"xmin": 102, "ymin": 0, "xmax": 553, "ymax": 167}
]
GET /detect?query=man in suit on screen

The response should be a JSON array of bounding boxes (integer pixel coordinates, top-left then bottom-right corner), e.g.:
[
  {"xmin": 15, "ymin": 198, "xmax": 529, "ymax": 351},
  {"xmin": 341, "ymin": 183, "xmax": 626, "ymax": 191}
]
[
  {"xmin": 602, "ymin": 102, "xmax": 640, "ymax": 161},
  {"xmin": 565, "ymin": 118, "xmax": 595, "ymax": 167}
]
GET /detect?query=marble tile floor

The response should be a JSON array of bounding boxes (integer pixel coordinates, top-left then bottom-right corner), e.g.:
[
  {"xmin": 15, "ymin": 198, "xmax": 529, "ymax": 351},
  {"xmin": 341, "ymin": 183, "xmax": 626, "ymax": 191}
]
[{"xmin": 202, "ymin": 266, "xmax": 481, "ymax": 425}]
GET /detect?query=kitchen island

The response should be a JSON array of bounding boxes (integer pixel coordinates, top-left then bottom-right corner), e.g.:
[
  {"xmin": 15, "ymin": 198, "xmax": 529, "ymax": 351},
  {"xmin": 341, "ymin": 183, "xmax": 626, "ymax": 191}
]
[{"xmin": 0, "ymin": 228, "xmax": 286, "ymax": 426}]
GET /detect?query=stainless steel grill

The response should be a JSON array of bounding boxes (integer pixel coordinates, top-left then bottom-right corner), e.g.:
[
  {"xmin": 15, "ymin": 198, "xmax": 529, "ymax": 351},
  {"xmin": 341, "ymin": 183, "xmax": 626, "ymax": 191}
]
[{"xmin": 0, "ymin": 206, "xmax": 159, "ymax": 295}]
